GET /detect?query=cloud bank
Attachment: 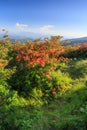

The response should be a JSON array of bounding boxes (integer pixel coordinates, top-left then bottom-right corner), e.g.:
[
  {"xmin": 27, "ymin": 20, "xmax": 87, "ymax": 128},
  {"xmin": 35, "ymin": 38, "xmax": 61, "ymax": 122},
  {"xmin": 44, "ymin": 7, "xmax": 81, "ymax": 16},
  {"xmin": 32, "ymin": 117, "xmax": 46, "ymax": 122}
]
[{"xmin": 2, "ymin": 23, "xmax": 87, "ymax": 38}]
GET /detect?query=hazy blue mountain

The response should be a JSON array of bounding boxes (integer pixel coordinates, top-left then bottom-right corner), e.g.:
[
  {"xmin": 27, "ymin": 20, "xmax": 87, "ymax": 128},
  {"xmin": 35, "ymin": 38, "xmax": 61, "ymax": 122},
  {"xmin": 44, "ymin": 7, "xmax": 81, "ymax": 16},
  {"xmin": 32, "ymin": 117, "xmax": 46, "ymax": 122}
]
[
  {"xmin": 0, "ymin": 33, "xmax": 87, "ymax": 45},
  {"xmin": 0, "ymin": 34, "xmax": 34, "ymax": 42},
  {"xmin": 64, "ymin": 37, "xmax": 87, "ymax": 45},
  {"xmin": 0, "ymin": 32, "xmax": 48, "ymax": 42},
  {"xmin": 9, "ymin": 36, "xmax": 87, "ymax": 44}
]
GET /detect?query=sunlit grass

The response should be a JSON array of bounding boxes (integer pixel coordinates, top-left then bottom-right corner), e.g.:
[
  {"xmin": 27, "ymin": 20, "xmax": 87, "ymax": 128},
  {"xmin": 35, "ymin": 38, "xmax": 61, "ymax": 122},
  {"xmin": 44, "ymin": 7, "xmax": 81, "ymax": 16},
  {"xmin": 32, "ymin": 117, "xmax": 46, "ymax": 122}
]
[{"xmin": 39, "ymin": 59, "xmax": 87, "ymax": 130}]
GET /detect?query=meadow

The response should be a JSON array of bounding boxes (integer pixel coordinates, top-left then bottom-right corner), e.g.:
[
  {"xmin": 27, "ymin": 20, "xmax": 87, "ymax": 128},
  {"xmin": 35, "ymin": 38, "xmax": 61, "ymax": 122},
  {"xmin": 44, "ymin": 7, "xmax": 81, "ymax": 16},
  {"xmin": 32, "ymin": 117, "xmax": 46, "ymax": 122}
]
[{"xmin": 0, "ymin": 35, "xmax": 87, "ymax": 130}]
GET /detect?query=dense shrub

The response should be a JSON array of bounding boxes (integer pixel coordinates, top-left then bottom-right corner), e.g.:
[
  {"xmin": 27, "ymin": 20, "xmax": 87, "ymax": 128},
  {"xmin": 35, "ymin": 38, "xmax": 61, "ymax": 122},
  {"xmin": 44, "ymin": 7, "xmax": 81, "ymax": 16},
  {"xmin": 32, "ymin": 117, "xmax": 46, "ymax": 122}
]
[
  {"xmin": 0, "ymin": 85, "xmax": 42, "ymax": 130},
  {"xmin": 1, "ymin": 36, "xmax": 87, "ymax": 129},
  {"xmin": 9, "ymin": 65, "xmax": 71, "ymax": 103},
  {"xmin": 0, "ymin": 67, "xmax": 10, "ymax": 87},
  {"xmin": 7, "ymin": 38, "xmax": 71, "ymax": 103},
  {"xmin": 60, "ymin": 43, "xmax": 87, "ymax": 59}
]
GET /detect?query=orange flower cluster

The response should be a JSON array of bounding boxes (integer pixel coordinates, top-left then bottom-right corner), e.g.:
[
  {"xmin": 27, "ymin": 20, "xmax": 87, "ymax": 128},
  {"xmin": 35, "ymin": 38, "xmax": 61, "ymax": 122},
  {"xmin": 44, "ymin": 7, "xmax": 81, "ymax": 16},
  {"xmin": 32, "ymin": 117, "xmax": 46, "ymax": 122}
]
[
  {"xmin": 13, "ymin": 41, "xmax": 65, "ymax": 69},
  {"xmin": 0, "ymin": 61, "xmax": 7, "ymax": 67},
  {"xmin": 52, "ymin": 86, "xmax": 65, "ymax": 95},
  {"xmin": 79, "ymin": 43, "xmax": 87, "ymax": 51}
]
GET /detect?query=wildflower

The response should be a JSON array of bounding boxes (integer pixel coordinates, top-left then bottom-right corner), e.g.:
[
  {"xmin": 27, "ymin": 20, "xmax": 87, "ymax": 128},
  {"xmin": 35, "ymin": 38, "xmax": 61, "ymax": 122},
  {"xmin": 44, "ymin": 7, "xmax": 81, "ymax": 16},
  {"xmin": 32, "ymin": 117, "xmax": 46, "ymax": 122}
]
[
  {"xmin": 61, "ymin": 86, "xmax": 65, "ymax": 89},
  {"xmin": 23, "ymin": 55, "xmax": 29, "ymax": 61},
  {"xmin": 48, "ymin": 76, "xmax": 52, "ymax": 80},
  {"xmin": 52, "ymin": 91, "xmax": 56, "ymax": 95},
  {"xmin": 52, "ymin": 88, "xmax": 56, "ymax": 91},
  {"xmin": 46, "ymin": 71, "xmax": 50, "ymax": 75}
]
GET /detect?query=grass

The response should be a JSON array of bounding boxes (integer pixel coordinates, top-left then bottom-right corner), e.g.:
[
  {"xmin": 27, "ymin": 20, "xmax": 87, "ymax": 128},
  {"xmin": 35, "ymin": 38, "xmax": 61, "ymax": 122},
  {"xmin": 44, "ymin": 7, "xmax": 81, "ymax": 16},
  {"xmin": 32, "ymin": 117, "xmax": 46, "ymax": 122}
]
[{"xmin": 37, "ymin": 59, "xmax": 87, "ymax": 130}]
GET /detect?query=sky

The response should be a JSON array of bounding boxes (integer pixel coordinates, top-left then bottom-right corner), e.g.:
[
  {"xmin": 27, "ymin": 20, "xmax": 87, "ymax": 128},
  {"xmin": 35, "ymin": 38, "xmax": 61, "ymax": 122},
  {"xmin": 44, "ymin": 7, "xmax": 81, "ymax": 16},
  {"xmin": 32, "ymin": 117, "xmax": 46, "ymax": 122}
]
[{"xmin": 0, "ymin": 0, "xmax": 87, "ymax": 38}]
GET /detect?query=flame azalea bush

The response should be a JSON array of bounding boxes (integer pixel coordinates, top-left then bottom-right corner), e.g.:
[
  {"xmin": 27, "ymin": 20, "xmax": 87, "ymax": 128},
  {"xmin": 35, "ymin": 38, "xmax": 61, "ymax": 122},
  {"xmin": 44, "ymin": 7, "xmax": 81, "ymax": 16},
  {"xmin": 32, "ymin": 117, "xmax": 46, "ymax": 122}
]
[
  {"xmin": 60, "ymin": 44, "xmax": 80, "ymax": 58},
  {"xmin": 61, "ymin": 43, "xmax": 87, "ymax": 59},
  {"xmin": 78, "ymin": 43, "xmax": 87, "ymax": 57},
  {"xmin": 8, "ymin": 65, "xmax": 71, "ymax": 102},
  {"xmin": 9, "ymin": 38, "xmax": 64, "ymax": 69},
  {"xmin": 7, "ymin": 36, "xmax": 71, "ymax": 103},
  {"xmin": 1, "ymin": 35, "xmax": 87, "ymax": 130}
]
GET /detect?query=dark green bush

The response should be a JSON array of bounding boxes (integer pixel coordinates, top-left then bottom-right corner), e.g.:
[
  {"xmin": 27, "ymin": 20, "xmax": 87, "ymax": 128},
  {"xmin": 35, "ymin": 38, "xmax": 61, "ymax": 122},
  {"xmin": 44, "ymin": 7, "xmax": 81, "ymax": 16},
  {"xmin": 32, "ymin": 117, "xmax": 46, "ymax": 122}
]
[{"xmin": 8, "ymin": 64, "xmax": 71, "ymax": 104}]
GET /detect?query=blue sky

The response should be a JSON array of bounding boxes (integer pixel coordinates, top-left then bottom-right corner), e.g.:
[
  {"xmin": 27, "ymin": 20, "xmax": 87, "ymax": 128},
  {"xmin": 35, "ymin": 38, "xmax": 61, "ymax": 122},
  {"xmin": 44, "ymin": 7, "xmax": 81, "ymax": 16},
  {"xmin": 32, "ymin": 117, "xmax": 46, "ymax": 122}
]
[{"xmin": 0, "ymin": 0, "xmax": 87, "ymax": 38}]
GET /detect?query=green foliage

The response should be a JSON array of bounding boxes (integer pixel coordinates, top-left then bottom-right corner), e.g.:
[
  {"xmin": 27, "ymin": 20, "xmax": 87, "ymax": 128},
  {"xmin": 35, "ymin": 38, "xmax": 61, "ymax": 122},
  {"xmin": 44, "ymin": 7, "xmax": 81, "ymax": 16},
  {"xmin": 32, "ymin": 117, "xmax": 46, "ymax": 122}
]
[
  {"xmin": 0, "ymin": 67, "xmax": 10, "ymax": 87},
  {"xmin": 8, "ymin": 64, "xmax": 71, "ymax": 104},
  {"xmin": 0, "ymin": 36, "xmax": 87, "ymax": 129},
  {"xmin": 67, "ymin": 59, "xmax": 87, "ymax": 79},
  {"xmin": 62, "ymin": 43, "xmax": 87, "ymax": 59},
  {"xmin": 0, "ymin": 84, "xmax": 42, "ymax": 130},
  {"xmin": 39, "ymin": 79, "xmax": 87, "ymax": 130},
  {"xmin": 0, "ymin": 43, "xmax": 8, "ymax": 59}
]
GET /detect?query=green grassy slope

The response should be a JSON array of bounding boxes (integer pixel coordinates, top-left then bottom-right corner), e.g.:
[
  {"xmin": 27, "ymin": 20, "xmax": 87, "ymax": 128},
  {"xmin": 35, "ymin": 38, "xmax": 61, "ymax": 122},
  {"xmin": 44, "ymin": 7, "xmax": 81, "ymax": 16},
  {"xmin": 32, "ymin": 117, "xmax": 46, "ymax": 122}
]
[{"xmin": 39, "ymin": 59, "xmax": 87, "ymax": 130}]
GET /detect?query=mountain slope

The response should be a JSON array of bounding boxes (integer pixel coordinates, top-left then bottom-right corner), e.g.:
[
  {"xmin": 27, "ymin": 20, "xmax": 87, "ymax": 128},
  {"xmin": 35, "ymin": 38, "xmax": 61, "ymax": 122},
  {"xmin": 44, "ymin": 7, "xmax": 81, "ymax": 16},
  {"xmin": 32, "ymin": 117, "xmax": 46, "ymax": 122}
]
[{"xmin": 65, "ymin": 37, "xmax": 87, "ymax": 45}]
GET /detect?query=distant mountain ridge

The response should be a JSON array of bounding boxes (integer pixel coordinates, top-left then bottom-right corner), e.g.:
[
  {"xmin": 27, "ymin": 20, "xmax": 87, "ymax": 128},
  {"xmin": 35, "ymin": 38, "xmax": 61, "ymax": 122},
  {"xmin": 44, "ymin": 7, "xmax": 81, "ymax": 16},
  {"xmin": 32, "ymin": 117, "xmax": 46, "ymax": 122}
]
[
  {"xmin": 0, "ymin": 33, "xmax": 87, "ymax": 44},
  {"xmin": 64, "ymin": 37, "xmax": 87, "ymax": 45},
  {"xmin": 0, "ymin": 32, "xmax": 47, "ymax": 42},
  {"xmin": 0, "ymin": 34, "xmax": 34, "ymax": 42}
]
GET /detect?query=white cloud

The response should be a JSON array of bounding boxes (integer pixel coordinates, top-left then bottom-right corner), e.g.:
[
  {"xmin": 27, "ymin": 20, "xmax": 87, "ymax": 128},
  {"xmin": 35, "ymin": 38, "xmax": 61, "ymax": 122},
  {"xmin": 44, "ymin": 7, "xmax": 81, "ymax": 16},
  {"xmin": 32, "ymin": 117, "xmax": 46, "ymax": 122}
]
[
  {"xmin": 39, "ymin": 25, "xmax": 54, "ymax": 33},
  {"xmin": 14, "ymin": 23, "xmax": 55, "ymax": 35},
  {"xmin": 7, "ymin": 23, "xmax": 87, "ymax": 38},
  {"xmin": 16, "ymin": 23, "xmax": 28, "ymax": 28},
  {"xmin": 60, "ymin": 30, "xmax": 87, "ymax": 38}
]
